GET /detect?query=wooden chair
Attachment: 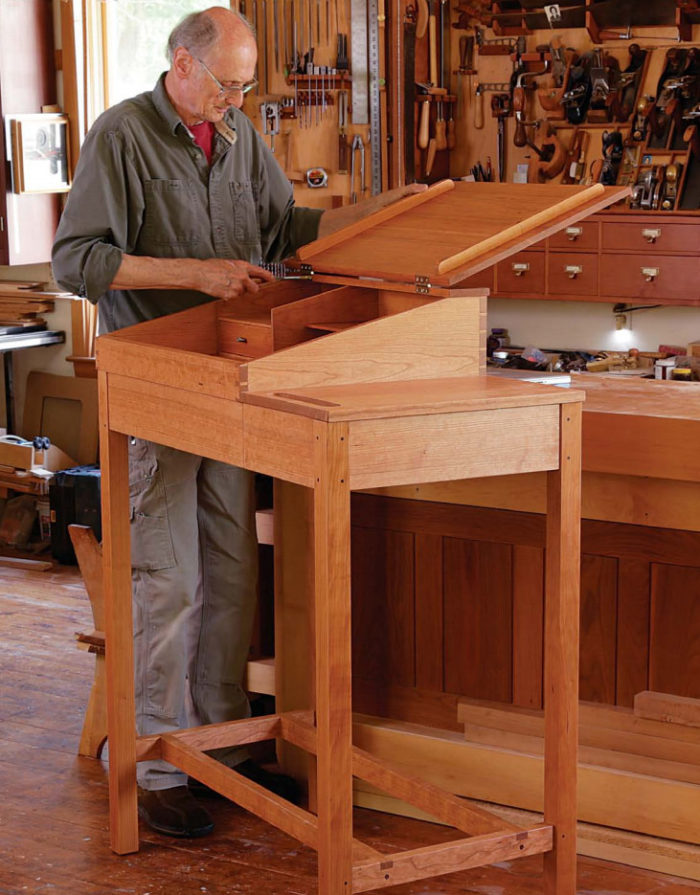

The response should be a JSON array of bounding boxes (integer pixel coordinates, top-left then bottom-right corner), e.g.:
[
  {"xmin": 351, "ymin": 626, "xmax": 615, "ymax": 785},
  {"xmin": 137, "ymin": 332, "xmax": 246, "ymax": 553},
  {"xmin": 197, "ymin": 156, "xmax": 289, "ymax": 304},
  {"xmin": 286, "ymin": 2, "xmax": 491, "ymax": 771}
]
[{"xmin": 70, "ymin": 524, "xmax": 108, "ymax": 759}]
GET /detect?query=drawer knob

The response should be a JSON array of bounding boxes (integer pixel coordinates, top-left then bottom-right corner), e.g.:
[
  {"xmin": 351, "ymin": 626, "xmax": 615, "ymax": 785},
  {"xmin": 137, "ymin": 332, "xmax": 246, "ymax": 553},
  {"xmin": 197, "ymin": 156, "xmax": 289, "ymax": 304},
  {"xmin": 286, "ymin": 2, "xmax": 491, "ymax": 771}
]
[
  {"xmin": 565, "ymin": 265, "xmax": 583, "ymax": 279},
  {"xmin": 642, "ymin": 228, "xmax": 661, "ymax": 243},
  {"xmin": 512, "ymin": 262, "xmax": 530, "ymax": 276},
  {"xmin": 565, "ymin": 226, "xmax": 583, "ymax": 241},
  {"xmin": 641, "ymin": 266, "xmax": 660, "ymax": 282}
]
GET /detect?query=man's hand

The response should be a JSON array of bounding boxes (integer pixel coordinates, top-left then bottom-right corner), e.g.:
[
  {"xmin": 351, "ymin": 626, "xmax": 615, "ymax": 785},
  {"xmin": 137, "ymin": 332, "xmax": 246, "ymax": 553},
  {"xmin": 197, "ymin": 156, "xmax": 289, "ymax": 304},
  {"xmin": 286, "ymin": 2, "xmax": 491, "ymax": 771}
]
[
  {"xmin": 317, "ymin": 183, "xmax": 429, "ymax": 239},
  {"xmin": 192, "ymin": 259, "xmax": 276, "ymax": 300},
  {"xmin": 111, "ymin": 255, "xmax": 276, "ymax": 300}
]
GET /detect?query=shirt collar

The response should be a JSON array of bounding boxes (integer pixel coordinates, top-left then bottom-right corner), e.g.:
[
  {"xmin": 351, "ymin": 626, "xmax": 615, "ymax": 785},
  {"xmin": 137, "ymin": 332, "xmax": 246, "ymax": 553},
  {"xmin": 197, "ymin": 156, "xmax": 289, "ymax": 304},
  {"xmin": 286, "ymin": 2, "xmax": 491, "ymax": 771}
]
[
  {"xmin": 152, "ymin": 73, "xmax": 237, "ymax": 145},
  {"xmin": 152, "ymin": 74, "xmax": 182, "ymax": 135}
]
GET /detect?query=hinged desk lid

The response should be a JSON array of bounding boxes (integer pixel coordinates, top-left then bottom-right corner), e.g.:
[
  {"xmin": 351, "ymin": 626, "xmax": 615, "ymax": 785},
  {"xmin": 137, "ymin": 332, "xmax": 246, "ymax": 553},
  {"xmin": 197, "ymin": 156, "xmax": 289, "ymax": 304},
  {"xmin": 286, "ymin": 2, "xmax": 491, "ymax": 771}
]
[{"xmin": 296, "ymin": 180, "xmax": 630, "ymax": 288}]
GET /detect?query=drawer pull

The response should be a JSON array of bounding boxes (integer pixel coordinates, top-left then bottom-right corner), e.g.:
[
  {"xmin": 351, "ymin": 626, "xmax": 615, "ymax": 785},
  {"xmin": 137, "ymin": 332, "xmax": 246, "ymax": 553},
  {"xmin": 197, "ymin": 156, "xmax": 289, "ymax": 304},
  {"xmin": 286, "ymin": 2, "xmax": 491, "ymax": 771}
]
[
  {"xmin": 236, "ymin": 336, "xmax": 248, "ymax": 343},
  {"xmin": 642, "ymin": 228, "xmax": 661, "ymax": 243},
  {"xmin": 565, "ymin": 265, "xmax": 583, "ymax": 279},
  {"xmin": 641, "ymin": 266, "xmax": 660, "ymax": 282},
  {"xmin": 565, "ymin": 226, "xmax": 583, "ymax": 241},
  {"xmin": 512, "ymin": 262, "xmax": 530, "ymax": 276}
]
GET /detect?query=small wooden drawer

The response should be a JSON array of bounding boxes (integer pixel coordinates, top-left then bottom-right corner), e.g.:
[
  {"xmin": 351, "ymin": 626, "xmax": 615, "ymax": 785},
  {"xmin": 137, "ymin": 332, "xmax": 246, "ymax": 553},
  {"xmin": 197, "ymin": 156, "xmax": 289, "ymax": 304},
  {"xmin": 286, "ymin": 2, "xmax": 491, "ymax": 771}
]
[
  {"xmin": 548, "ymin": 253, "xmax": 598, "ymax": 296},
  {"xmin": 601, "ymin": 221, "xmax": 699, "ymax": 253},
  {"xmin": 495, "ymin": 252, "xmax": 545, "ymax": 295},
  {"xmin": 599, "ymin": 254, "xmax": 700, "ymax": 302},
  {"xmin": 548, "ymin": 221, "xmax": 599, "ymax": 251},
  {"xmin": 218, "ymin": 318, "xmax": 273, "ymax": 358},
  {"xmin": 459, "ymin": 266, "xmax": 494, "ymax": 291}
]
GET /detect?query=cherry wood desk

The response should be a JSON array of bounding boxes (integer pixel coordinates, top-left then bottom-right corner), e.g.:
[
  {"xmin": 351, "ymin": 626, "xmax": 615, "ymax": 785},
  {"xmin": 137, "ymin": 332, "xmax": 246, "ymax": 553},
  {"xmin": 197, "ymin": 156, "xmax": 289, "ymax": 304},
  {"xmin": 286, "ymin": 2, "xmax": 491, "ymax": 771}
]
[
  {"xmin": 98, "ymin": 300, "xmax": 583, "ymax": 895},
  {"xmin": 96, "ymin": 179, "xmax": 629, "ymax": 894}
]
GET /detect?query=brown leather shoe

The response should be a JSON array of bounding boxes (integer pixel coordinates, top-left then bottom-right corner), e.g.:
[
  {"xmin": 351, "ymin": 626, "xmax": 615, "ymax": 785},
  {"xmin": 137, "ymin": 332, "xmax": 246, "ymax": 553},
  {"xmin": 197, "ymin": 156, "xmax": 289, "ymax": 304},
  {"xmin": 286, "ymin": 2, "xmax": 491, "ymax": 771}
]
[{"xmin": 138, "ymin": 785, "xmax": 214, "ymax": 837}]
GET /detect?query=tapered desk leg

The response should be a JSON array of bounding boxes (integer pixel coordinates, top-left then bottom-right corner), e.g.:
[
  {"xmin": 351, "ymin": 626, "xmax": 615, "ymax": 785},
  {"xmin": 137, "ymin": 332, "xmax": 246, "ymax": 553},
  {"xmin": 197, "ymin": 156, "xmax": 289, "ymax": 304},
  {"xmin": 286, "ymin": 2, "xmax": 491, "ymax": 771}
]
[
  {"xmin": 99, "ymin": 372, "xmax": 139, "ymax": 854},
  {"xmin": 313, "ymin": 422, "xmax": 353, "ymax": 893},
  {"xmin": 543, "ymin": 403, "xmax": 581, "ymax": 895}
]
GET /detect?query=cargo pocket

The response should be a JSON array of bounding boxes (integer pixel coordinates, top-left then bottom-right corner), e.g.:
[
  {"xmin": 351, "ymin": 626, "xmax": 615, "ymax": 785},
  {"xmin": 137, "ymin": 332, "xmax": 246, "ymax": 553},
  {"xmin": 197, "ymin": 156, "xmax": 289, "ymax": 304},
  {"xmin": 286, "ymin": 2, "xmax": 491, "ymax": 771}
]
[{"xmin": 129, "ymin": 440, "xmax": 176, "ymax": 572}]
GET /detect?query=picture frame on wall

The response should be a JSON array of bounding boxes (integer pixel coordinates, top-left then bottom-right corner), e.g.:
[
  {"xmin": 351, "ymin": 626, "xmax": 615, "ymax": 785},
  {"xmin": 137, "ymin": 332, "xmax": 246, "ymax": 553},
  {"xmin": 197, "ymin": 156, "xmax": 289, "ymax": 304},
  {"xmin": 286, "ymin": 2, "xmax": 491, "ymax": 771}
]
[{"xmin": 9, "ymin": 113, "xmax": 71, "ymax": 194}]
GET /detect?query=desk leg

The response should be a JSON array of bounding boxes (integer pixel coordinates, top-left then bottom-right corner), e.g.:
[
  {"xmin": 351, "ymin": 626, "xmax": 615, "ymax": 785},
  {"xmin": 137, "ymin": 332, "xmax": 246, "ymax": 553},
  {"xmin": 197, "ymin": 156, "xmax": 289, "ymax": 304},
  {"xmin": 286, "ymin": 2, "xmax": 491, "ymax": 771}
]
[
  {"xmin": 313, "ymin": 422, "xmax": 353, "ymax": 893},
  {"xmin": 543, "ymin": 403, "xmax": 581, "ymax": 895},
  {"xmin": 99, "ymin": 372, "xmax": 139, "ymax": 854}
]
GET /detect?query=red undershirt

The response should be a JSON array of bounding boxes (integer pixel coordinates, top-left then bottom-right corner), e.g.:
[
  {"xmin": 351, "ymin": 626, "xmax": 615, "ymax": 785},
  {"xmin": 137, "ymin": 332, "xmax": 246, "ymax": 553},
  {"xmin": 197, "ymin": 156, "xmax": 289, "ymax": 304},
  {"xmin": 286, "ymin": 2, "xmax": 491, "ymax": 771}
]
[{"xmin": 189, "ymin": 121, "xmax": 215, "ymax": 164}]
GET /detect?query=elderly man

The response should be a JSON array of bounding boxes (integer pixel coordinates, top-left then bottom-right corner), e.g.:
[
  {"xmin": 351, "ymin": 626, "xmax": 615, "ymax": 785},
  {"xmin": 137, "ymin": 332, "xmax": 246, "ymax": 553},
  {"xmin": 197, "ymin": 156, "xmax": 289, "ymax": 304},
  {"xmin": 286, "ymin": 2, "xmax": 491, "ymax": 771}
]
[{"xmin": 53, "ymin": 6, "xmax": 422, "ymax": 839}]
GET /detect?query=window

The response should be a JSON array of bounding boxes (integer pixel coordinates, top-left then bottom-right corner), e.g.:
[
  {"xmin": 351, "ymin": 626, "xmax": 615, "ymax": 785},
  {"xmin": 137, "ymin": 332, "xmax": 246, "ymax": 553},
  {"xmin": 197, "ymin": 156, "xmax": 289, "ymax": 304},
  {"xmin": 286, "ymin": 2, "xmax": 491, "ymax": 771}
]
[{"xmin": 103, "ymin": 0, "xmax": 231, "ymax": 108}]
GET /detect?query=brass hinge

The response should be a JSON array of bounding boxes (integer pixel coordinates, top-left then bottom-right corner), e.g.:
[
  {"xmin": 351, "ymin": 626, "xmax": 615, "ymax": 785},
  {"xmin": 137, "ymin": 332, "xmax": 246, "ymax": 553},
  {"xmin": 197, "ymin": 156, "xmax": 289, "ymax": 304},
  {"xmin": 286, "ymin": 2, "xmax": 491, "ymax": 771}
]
[{"xmin": 415, "ymin": 275, "xmax": 431, "ymax": 294}]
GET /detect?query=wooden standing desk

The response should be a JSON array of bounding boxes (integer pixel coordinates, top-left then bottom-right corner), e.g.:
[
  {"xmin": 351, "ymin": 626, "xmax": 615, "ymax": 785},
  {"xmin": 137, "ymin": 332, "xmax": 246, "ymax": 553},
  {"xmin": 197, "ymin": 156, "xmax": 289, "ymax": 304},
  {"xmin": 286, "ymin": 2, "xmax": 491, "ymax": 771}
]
[{"xmin": 98, "ymin": 180, "xmax": 627, "ymax": 894}]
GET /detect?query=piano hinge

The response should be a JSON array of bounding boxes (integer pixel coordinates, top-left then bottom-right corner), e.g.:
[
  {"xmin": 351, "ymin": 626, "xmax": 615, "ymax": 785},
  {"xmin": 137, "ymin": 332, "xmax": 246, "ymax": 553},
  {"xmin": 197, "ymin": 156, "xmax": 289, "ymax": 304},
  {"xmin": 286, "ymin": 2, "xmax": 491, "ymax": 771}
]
[
  {"xmin": 260, "ymin": 261, "xmax": 314, "ymax": 280},
  {"xmin": 415, "ymin": 275, "xmax": 431, "ymax": 294}
]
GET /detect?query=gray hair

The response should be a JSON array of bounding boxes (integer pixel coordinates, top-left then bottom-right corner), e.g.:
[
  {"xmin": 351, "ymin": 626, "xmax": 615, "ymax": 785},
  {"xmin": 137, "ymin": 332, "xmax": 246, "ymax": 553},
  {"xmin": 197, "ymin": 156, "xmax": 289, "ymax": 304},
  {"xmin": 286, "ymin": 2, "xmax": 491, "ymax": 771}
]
[{"xmin": 166, "ymin": 9, "xmax": 255, "ymax": 63}]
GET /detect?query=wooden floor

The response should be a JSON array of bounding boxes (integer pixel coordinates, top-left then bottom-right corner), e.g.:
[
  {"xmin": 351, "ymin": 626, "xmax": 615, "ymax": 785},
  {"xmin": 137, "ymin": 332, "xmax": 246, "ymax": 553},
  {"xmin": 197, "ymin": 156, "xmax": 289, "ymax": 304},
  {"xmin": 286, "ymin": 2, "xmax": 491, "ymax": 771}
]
[{"xmin": 2, "ymin": 561, "xmax": 700, "ymax": 895}]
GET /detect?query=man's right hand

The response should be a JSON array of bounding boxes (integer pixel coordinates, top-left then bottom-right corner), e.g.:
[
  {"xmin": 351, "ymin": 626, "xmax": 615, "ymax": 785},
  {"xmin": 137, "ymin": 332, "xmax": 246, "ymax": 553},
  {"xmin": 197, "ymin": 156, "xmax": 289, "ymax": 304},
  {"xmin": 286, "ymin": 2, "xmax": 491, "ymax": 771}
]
[
  {"xmin": 193, "ymin": 258, "xmax": 276, "ymax": 300},
  {"xmin": 111, "ymin": 255, "xmax": 276, "ymax": 300}
]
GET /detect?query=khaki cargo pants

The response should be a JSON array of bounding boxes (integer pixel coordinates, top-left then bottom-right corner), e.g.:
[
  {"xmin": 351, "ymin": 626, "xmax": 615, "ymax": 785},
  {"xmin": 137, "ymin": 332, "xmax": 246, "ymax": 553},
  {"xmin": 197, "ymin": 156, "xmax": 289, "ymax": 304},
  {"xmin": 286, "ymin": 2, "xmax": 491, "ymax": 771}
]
[{"xmin": 128, "ymin": 438, "xmax": 258, "ymax": 790}]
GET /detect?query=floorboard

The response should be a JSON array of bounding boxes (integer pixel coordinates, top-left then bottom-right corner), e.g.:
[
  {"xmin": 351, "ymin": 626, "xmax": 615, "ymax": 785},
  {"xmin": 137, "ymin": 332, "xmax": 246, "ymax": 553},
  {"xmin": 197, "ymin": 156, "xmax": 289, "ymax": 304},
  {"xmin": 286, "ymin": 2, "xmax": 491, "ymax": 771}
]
[{"xmin": 1, "ymin": 557, "xmax": 700, "ymax": 894}]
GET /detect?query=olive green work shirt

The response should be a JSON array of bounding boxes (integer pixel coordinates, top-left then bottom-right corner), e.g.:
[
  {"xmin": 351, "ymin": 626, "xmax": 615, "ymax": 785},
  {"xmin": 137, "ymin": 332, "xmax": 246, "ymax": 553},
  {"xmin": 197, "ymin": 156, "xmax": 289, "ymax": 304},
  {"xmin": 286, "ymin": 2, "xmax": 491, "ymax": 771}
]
[{"xmin": 52, "ymin": 75, "xmax": 323, "ymax": 333}]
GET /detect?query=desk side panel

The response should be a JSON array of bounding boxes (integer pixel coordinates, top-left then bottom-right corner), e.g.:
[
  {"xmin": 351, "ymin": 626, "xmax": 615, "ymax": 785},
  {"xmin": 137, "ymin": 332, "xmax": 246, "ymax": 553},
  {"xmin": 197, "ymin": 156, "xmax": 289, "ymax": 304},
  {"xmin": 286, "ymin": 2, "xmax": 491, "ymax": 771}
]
[
  {"xmin": 242, "ymin": 404, "xmax": 315, "ymax": 486},
  {"xmin": 242, "ymin": 295, "xmax": 486, "ymax": 394},
  {"xmin": 348, "ymin": 405, "xmax": 560, "ymax": 490},
  {"xmin": 105, "ymin": 373, "xmax": 243, "ymax": 465}
]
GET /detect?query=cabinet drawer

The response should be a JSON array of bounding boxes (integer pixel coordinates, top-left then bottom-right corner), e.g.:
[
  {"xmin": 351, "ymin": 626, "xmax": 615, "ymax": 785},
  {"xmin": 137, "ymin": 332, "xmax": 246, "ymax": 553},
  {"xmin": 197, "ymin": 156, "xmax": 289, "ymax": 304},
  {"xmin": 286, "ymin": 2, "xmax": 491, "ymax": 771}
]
[
  {"xmin": 459, "ymin": 266, "xmax": 494, "ymax": 291},
  {"xmin": 548, "ymin": 221, "xmax": 599, "ymax": 251},
  {"xmin": 218, "ymin": 318, "xmax": 273, "ymax": 358},
  {"xmin": 495, "ymin": 252, "xmax": 545, "ymax": 295},
  {"xmin": 601, "ymin": 221, "xmax": 698, "ymax": 253},
  {"xmin": 548, "ymin": 253, "xmax": 599, "ymax": 296},
  {"xmin": 599, "ymin": 254, "xmax": 700, "ymax": 302}
]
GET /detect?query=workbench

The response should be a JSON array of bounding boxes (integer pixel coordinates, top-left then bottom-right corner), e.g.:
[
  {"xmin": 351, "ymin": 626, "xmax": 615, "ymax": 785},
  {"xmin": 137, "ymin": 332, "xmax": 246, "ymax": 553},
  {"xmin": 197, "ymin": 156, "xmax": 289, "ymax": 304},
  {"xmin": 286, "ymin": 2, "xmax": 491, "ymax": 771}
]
[{"xmin": 97, "ymin": 180, "xmax": 627, "ymax": 893}]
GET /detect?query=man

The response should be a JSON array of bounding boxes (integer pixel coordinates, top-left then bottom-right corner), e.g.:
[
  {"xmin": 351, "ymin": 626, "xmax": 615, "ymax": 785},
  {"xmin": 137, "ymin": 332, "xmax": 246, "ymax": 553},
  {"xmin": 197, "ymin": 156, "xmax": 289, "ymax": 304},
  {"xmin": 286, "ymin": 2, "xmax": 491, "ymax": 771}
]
[{"xmin": 53, "ymin": 7, "xmax": 423, "ymax": 839}]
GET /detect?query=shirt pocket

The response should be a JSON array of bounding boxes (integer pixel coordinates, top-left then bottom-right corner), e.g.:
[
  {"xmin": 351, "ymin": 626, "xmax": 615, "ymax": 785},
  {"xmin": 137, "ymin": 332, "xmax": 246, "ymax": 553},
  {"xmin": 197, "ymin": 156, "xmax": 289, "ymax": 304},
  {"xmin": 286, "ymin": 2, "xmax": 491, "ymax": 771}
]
[
  {"xmin": 229, "ymin": 180, "xmax": 260, "ymax": 246},
  {"xmin": 141, "ymin": 179, "xmax": 201, "ymax": 251}
]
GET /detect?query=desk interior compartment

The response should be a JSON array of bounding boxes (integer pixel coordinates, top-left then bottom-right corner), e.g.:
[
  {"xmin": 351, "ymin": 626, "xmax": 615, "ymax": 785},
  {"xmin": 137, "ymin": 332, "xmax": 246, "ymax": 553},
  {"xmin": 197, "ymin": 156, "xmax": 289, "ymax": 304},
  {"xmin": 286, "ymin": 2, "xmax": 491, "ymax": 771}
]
[{"xmin": 218, "ymin": 281, "xmax": 388, "ymax": 359}]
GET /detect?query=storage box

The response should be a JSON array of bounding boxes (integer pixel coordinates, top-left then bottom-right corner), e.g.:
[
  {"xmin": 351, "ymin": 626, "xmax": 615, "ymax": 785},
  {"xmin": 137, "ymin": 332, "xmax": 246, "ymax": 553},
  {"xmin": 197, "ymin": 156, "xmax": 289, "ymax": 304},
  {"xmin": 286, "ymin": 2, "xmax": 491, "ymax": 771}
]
[{"xmin": 49, "ymin": 465, "xmax": 101, "ymax": 563}]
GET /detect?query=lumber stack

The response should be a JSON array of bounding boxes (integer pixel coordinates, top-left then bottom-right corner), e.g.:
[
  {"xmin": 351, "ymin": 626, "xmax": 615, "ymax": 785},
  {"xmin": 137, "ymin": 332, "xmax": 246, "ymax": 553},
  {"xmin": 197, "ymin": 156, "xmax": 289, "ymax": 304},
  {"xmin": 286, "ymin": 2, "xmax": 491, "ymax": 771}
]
[
  {"xmin": 0, "ymin": 280, "xmax": 70, "ymax": 326},
  {"xmin": 456, "ymin": 696, "xmax": 700, "ymax": 844}
]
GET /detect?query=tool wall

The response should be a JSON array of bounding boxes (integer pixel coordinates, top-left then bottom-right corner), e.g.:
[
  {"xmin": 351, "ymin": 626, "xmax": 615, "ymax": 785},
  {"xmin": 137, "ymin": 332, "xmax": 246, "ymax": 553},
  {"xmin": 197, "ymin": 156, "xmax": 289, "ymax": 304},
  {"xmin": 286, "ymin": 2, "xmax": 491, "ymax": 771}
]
[
  {"xmin": 241, "ymin": 1, "xmax": 700, "ymax": 213},
  {"xmin": 241, "ymin": 0, "xmax": 388, "ymax": 209}
]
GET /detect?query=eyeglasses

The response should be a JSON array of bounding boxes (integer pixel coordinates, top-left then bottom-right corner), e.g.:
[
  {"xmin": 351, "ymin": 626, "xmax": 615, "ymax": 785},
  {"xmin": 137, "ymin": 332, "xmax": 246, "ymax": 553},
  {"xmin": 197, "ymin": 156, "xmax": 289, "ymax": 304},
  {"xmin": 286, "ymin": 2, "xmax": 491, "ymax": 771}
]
[{"xmin": 194, "ymin": 56, "xmax": 257, "ymax": 100}]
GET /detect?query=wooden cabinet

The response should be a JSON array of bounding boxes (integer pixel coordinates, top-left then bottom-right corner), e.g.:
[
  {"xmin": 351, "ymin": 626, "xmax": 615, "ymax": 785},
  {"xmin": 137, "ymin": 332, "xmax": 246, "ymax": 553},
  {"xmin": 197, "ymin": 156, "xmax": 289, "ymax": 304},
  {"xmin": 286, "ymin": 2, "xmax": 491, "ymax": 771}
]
[
  {"xmin": 492, "ymin": 211, "xmax": 700, "ymax": 307},
  {"xmin": 351, "ymin": 493, "xmax": 700, "ymax": 726},
  {"xmin": 0, "ymin": 0, "xmax": 60, "ymax": 265}
]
